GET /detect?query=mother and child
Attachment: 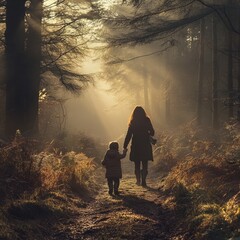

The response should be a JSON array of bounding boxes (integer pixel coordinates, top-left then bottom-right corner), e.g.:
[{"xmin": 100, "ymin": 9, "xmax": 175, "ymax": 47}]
[{"xmin": 102, "ymin": 106, "xmax": 155, "ymax": 196}]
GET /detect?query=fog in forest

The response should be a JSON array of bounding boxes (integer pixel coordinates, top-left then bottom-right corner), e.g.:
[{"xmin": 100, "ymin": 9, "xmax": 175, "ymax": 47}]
[
  {"xmin": 63, "ymin": 47, "xmax": 167, "ymax": 142},
  {"xmin": 1, "ymin": 0, "xmax": 239, "ymax": 141},
  {"xmin": 65, "ymin": 83, "xmax": 130, "ymax": 141},
  {"xmin": 1, "ymin": 1, "xmax": 240, "ymax": 240},
  {"xmin": 62, "ymin": 41, "xmax": 199, "ymax": 143}
]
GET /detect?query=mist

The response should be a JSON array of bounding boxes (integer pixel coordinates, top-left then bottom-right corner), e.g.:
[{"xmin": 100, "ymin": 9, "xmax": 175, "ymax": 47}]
[
  {"xmin": 62, "ymin": 39, "xmax": 199, "ymax": 144},
  {"xmin": 0, "ymin": 1, "xmax": 240, "ymax": 240},
  {"xmin": 64, "ymin": 83, "xmax": 132, "ymax": 142},
  {"xmin": 62, "ymin": 44, "xmax": 169, "ymax": 144}
]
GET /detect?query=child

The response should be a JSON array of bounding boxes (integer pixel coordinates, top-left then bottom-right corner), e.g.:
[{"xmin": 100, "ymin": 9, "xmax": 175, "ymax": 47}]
[{"xmin": 102, "ymin": 141, "xmax": 127, "ymax": 195}]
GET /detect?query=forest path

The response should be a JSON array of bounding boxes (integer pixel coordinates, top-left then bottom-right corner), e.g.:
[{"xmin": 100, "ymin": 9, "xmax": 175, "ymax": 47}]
[{"xmin": 51, "ymin": 162, "xmax": 174, "ymax": 240}]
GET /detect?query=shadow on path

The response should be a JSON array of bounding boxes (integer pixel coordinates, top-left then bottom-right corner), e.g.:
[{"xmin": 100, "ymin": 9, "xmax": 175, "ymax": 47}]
[
  {"xmin": 145, "ymin": 185, "xmax": 160, "ymax": 193},
  {"xmin": 119, "ymin": 193, "xmax": 162, "ymax": 220}
]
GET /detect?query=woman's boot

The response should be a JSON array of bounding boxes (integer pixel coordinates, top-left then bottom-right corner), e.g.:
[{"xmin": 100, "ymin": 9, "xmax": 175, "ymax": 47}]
[
  {"xmin": 136, "ymin": 172, "xmax": 141, "ymax": 185},
  {"xmin": 141, "ymin": 170, "xmax": 147, "ymax": 187},
  {"xmin": 135, "ymin": 162, "xmax": 141, "ymax": 185}
]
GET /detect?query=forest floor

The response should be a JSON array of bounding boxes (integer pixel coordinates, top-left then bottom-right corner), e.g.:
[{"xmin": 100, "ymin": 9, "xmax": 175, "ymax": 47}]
[
  {"xmin": 2, "ymin": 138, "xmax": 239, "ymax": 240},
  {"xmin": 49, "ymin": 160, "xmax": 181, "ymax": 240},
  {"xmin": 50, "ymin": 175, "xmax": 172, "ymax": 240}
]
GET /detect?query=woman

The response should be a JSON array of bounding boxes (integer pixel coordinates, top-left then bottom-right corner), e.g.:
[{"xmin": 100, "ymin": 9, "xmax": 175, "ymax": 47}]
[{"xmin": 123, "ymin": 106, "xmax": 155, "ymax": 187}]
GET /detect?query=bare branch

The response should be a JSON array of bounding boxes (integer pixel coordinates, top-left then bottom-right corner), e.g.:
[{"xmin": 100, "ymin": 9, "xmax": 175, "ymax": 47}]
[{"xmin": 107, "ymin": 39, "xmax": 175, "ymax": 64}]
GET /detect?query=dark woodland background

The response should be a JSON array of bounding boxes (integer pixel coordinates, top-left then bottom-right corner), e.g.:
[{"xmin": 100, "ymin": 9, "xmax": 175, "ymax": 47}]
[{"xmin": 0, "ymin": 1, "xmax": 239, "ymax": 240}]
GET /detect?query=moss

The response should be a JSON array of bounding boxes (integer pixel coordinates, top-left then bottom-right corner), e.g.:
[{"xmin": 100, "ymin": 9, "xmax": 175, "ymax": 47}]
[
  {"xmin": 7, "ymin": 193, "xmax": 72, "ymax": 221},
  {"xmin": 198, "ymin": 203, "xmax": 221, "ymax": 215},
  {"xmin": 8, "ymin": 201, "xmax": 54, "ymax": 220}
]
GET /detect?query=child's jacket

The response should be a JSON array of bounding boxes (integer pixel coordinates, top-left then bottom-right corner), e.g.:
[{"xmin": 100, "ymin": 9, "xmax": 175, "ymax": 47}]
[{"xmin": 102, "ymin": 149, "xmax": 126, "ymax": 178}]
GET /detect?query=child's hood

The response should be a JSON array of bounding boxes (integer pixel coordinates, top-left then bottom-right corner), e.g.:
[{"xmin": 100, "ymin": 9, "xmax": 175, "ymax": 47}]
[{"xmin": 106, "ymin": 149, "xmax": 119, "ymax": 158}]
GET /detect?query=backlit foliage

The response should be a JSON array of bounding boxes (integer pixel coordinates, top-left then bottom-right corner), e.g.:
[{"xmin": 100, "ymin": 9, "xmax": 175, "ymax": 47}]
[
  {"xmin": 154, "ymin": 120, "xmax": 240, "ymax": 239},
  {"xmin": 0, "ymin": 132, "xmax": 97, "ymax": 199}
]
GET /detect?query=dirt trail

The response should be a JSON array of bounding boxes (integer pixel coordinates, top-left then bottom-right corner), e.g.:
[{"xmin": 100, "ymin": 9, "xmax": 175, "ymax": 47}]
[{"xmin": 51, "ymin": 162, "xmax": 173, "ymax": 240}]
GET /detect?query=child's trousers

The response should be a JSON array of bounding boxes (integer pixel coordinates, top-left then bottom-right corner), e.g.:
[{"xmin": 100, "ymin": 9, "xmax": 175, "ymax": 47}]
[{"xmin": 107, "ymin": 177, "xmax": 120, "ymax": 194}]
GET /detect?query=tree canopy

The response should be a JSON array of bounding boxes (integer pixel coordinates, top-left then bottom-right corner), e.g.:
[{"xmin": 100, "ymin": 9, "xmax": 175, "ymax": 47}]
[{"xmin": 97, "ymin": 0, "xmax": 239, "ymax": 46}]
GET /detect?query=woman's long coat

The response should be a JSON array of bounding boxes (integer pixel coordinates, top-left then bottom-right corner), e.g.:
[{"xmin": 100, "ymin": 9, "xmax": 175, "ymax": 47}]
[{"xmin": 123, "ymin": 117, "xmax": 154, "ymax": 162}]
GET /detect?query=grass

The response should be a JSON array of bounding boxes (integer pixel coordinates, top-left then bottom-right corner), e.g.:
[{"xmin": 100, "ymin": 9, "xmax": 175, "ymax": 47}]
[
  {"xmin": 154, "ymin": 120, "xmax": 240, "ymax": 240},
  {"xmin": 1, "ymin": 122, "xmax": 240, "ymax": 239},
  {"xmin": 0, "ymin": 196, "xmax": 63, "ymax": 239},
  {"xmin": 0, "ymin": 133, "xmax": 101, "ymax": 240}
]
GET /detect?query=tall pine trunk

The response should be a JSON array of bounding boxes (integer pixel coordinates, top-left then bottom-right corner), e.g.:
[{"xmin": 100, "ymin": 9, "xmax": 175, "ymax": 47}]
[
  {"xmin": 5, "ymin": 0, "xmax": 43, "ymax": 137},
  {"xmin": 25, "ymin": 0, "xmax": 43, "ymax": 135},
  {"xmin": 5, "ymin": 0, "xmax": 26, "ymax": 137},
  {"xmin": 165, "ymin": 80, "xmax": 171, "ymax": 125},
  {"xmin": 227, "ymin": 10, "xmax": 234, "ymax": 118},
  {"xmin": 143, "ymin": 75, "xmax": 150, "ymax": 114},
  {"xmin": 197, "ymin": 18, "xmax": 205, "ymax": 125},
  {"xmin": 212, "ymin": 14, "xmax": 219, "ymax": 129},
  {"xmin": 237, "ymin": 8, "xmax": 240, "ymax": 120}
]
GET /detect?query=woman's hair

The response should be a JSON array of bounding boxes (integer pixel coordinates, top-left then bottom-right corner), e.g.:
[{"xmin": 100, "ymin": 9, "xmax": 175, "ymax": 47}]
[
  {"xmin": 128, "ymin": 106, "xmax": 148, "ymax": 126},
  {"xmin": 109, "ymin": 141, "xmax": 119, "ymax": 150}
]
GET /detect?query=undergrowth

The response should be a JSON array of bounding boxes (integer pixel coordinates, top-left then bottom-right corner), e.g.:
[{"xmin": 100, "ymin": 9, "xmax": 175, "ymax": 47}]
[
  {"xmin": 0, "ymin": 132, "xmax": 100, "ymax": 240},
  {"xmin": 154, "ymin": 120, "xmax": 240, "ymax": 240},
  {"xmin": 1, "ymin": 121, "xmax": 239, "ymax": 240}
]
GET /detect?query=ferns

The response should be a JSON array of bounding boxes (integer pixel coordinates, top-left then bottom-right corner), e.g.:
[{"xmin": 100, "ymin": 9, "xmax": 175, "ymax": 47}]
[{"xmin": 0, "ymin": 134, "xmax": 98, "ymax": 199}]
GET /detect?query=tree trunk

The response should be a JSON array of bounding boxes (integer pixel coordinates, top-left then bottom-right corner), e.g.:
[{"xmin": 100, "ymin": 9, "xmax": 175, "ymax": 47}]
[
  {"xmin": 143, "ymin": 74, "xmax": 150, "ymax": 114},
  {"xmin": 197, "ymin": 18, "xmax": 205, "ymax": 125},
  {"xmin": 135, "ymin": 90, "xmax": 140, "ymax": 105},
  {"xmin": 25, "ymin": 0, "xmax": 43, "ymax": 136},
  {"xmin": 5, "ymin": 0, "xmax": 43, "ymax": 137},
  {"xmin": 227, "ymin": 2, "xmax": 234, "ymax": 119},
  {"xmin": 212, "ymin": 14, "xmax": 219, "ymax": 129},
  {"xmin": 5, "ymin": 0, "xmax": 26, "ymax": 137},
  {"xmin": 165, "ymin": 80, "xmax": 171, "ymax": 125},
  {"xmin": 237, "ymin": 7, "xmax": 240, "ymax": 120}
]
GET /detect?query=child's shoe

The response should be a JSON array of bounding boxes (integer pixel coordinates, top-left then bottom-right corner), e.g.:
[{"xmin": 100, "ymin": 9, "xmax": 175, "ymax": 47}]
[
  {"xmin": 114, "ymin": 190, "xmax": 120, "ymax": 196},
  {"xmin": 136, "ymin": 180, "xmax": 141, "ymax": 186},
  {"xmin": 141, "ymin": 181, "xmax": 147, "ymax": 187}
]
